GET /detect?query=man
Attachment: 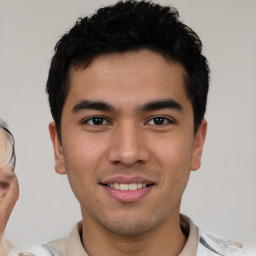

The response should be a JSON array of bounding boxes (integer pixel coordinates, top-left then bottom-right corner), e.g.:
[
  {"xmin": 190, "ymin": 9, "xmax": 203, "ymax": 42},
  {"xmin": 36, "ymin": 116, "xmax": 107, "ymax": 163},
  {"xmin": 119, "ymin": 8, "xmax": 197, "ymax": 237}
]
[
  {"xmin": 45, "ymin": 1, "xmax": 243, "ymax": 255},
  {"xmin": 0, "ymin": 1, "xmax": 245, "ymax": 255}
]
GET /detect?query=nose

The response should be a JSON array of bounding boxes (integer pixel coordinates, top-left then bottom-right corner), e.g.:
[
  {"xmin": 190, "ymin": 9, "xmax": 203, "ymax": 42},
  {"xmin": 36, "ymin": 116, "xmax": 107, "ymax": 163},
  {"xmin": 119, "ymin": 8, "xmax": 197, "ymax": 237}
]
[{"xmin": 107, "ymin": 122, "xmax": 150, "ymax": 167}]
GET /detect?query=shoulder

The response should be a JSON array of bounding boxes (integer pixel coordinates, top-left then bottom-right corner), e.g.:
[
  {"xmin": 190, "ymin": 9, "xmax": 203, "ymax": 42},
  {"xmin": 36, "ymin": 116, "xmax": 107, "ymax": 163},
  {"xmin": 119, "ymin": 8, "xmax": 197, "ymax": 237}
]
[
  {"xmin": 7, "ymin": 244, "xmax": 61, "ymax": 256},
  {"xmin": 48, "ymin": 237, "xmax": 69, "ymax": 256},
  {"xmin": 0, "ymin": 237, "xmax": 14, "ymax": 256},
  {"xmin": 197, "ymin": 229, "xmax": 245, "ymax": 256},
  {"xmin": 47, "ymin": 221, "xmax": 84, "ymax": 256}
]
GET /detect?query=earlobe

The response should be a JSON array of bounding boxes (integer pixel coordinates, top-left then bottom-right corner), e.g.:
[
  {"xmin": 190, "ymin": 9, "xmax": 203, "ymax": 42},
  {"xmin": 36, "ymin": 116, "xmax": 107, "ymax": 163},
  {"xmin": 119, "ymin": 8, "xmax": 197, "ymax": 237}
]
[
  {"xmin": 190, "ymin": 119, "xmax": 207, "ymax": 171},
  {"xmin": 49, "ymin": 121, "xmax": 67, "ymax": 175}
]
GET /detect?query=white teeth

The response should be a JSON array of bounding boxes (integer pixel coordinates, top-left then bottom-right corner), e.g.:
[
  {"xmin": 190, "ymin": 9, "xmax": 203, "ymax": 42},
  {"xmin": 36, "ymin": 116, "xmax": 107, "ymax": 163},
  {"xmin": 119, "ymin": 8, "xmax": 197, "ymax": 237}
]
[
  {"xmin": 137, "ymin": 183, "xmax": 142, "ymax": 189},
  {"xmin": 107, "ymin": 183, "xmax": 148, "ymax": 190},
  {"xmin": 114, "ymin": 183, "xmax": 120, "ymax": 189},
  {"xmin": 120, "ymin": 184, "xmax": 129, "ymax": 190},
  {"xmin": 128, "ymin": 183, "xmax": 137, "ymax": 190}
]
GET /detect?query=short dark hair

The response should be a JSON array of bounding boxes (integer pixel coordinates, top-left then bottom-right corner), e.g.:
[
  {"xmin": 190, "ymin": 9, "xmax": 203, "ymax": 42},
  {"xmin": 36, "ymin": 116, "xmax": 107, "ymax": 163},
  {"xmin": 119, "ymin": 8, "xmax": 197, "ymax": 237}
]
[
  {"xmin": 46, "ymin": 0, "xmax": 210, "ymax": 140},
  {"xmin": 0, "ymin": 119, "xmax": 16, "ymax": 170}
]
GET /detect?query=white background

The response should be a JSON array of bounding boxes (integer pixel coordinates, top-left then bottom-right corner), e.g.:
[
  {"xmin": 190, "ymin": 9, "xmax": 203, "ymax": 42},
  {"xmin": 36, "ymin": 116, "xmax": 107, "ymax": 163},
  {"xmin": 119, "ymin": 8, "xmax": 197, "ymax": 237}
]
[{"xmin": 0, "ymin": 0, "xmax": 255, "ymax": 254}]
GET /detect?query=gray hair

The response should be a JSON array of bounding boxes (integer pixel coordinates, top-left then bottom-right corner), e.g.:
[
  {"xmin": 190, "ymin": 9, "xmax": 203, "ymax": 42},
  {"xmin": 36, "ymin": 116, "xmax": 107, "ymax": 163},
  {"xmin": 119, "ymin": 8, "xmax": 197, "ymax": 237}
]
[{"xmin": 0, "ymin": 119, "xmax": 16, "ymax": 170}]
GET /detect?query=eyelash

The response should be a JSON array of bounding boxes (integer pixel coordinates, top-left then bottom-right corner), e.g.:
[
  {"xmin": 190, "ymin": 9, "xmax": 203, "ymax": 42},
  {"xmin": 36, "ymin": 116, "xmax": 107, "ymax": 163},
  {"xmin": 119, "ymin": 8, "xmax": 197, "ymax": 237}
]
[
  {"xmin": 82, "ymin": 116, "xmax": 110, "ymax": 126},
  {"xmin": 82, "ymin": 116, "xmax": 174, "ymax": 126},
  {"xmin": 146, "ymin": 116, "xmax": 174, "ymax": 126}
]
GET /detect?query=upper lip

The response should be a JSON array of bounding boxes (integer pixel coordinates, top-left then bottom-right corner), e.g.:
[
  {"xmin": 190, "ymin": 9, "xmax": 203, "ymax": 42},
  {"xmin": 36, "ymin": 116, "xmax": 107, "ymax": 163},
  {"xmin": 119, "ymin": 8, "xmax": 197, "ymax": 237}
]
[{"xmin": 100, "ymin": 176, "xmax": 155, "ymax": 185}]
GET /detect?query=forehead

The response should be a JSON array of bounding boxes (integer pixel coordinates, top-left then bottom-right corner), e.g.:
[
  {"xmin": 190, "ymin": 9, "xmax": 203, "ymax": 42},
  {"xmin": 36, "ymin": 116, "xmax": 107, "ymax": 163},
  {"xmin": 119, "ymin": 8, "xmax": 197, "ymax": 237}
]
[
  {"xmin": 65, "ymin": 49, "xmax": 190, "ymax": 112},
  {"xmin": 0, "ymin": 128, "xmax": 12, "ymax": 167},
  {"xmin": 0, "ymin": 128, "xmax": 8, "ymax": 145}
]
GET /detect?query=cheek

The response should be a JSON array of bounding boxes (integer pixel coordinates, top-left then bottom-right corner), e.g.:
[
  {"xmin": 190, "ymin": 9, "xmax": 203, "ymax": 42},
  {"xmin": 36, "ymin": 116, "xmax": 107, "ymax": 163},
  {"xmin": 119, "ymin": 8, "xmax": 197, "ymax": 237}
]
[
  {"xmin": 151, "ymin": 135, "xmax": 193, "ymax": 191},
  {"xmin": 62, "ymin": 136, "xmax": 106, "ymax": 196},
  {"xmin": 63, "ymin": 134, "xmax": 107, "ymax": 171},
  {"xmin": 63, "ymin": 138, "xmax": 107, "ymax": 213},
  {"xmin": 153, "ymin": 136, "xmax": 193, "ymax": 169}
]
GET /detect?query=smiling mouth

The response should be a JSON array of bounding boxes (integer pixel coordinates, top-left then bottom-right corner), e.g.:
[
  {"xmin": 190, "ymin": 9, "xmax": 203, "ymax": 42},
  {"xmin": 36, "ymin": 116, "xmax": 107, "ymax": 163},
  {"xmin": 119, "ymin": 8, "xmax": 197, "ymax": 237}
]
[
  {"xmin": 101, "ymin": 183, "xmax": 154, "ymax": 191},
  {"xmin": 100, "ymin": 182, "xmax": 155, "ymax": 202}
]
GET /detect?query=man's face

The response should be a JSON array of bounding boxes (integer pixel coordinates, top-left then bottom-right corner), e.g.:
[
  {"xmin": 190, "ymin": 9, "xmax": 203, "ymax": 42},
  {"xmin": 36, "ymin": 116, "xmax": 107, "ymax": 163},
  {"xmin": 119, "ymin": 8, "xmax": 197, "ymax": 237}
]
[{"xmin": 50, "ymin": 49, "xmax": 206, "ymax": 236}]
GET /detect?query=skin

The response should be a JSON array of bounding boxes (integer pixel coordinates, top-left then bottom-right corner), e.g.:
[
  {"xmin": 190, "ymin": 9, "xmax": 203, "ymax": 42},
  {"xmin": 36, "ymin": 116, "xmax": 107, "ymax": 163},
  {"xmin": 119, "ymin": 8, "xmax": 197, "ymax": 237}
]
[
  {"xmin": 0, "ymin": 129, "xmax": 19, "ymax": 240},
  {"xmin": 49, "ymin": 49, "xmax": 207, "ymax": 256}
]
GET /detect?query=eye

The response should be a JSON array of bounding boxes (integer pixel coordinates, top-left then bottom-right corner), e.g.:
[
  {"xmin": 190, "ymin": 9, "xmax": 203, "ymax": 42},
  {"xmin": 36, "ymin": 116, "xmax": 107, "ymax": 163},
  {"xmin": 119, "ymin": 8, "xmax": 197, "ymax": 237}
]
[
  {"xmin": 83, "ymin": 116, "xmax": 109, "ymax": 126},
  {"xmin": 146, "ymin": 116, "xmax": 173, "ymax": 125}
]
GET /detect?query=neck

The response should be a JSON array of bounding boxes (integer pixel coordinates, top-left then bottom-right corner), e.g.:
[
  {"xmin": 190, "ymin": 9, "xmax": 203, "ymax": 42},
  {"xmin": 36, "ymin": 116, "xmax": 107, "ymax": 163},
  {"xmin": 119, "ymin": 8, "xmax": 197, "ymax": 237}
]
[{"xmin": 81, "ymin": 213, "xmax": 186, "ymax": 256}]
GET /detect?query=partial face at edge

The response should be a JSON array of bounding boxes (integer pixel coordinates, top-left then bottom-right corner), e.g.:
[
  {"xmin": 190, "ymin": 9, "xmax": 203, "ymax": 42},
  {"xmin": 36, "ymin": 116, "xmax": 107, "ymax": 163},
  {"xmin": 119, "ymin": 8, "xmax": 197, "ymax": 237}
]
[
  {"xmin": 0, "ymin": 128, "xmax": 13, "ymax": 169},
  {"xmin": 49, "ymin": 49, "xmax": 207, "ymax": 236}
]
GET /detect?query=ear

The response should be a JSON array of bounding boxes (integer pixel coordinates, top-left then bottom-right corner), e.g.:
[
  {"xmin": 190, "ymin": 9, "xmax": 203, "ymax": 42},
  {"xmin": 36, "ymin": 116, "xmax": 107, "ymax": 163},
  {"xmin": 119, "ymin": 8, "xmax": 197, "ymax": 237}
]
[
  {"xmin": 49, "ymin": 121, "xmax": 67, "ymax": 175},
  {"xmin": 190, "ymin": 119, "xmax": 207, "ymax": 171}
]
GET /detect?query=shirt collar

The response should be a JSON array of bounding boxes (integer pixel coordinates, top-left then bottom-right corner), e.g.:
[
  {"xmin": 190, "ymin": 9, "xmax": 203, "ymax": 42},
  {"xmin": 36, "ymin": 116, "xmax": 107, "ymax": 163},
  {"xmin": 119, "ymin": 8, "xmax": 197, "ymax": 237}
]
[
  {"xmin": 68, "ymin": 221, "xmax": 88, "ymax": 256},
  {"xmin": 179, "ymin": 214, "xmax": 199, "ymax": 256}
]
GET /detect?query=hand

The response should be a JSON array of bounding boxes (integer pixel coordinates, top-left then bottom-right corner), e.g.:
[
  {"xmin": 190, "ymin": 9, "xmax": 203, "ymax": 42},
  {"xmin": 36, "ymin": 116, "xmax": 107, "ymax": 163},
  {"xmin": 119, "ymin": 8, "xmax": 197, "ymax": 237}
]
[{"xmin": 0, "ymin": 165, "xmax": 19, "ymax": 240}]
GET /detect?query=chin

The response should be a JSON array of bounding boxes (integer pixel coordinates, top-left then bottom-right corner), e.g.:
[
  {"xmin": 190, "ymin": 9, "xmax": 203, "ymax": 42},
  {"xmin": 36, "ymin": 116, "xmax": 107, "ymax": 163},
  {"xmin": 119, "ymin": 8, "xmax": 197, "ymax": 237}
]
[
  {"xmin": 105, "ymin": 220, "xmax": 154, "ymax": 236},
  {"xmin": 97, "ymin": 212, "xmax": 162, "ymax": 237}
]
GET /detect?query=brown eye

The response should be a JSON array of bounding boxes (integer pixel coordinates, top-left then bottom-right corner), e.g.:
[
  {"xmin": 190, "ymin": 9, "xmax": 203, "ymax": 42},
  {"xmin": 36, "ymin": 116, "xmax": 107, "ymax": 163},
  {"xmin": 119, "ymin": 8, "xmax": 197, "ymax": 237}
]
[
  {"xmin": 84, "ymin": 117, "xmax": 109, "ymax": 125},
  {"xmin": 147, "ymin": 116, "xmax": 172, "ymax": 125},
  {"xmin": 153, "ymin": 117, "xmax": 165, "ymax": 125}
]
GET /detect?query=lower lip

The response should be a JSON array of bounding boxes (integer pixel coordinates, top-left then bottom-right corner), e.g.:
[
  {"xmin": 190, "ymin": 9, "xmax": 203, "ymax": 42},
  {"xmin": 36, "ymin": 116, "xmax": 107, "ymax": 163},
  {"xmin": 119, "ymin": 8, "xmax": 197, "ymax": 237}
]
[{"xmin": 102, "ymin": 185, "xmax": 154, "ymax": 202}]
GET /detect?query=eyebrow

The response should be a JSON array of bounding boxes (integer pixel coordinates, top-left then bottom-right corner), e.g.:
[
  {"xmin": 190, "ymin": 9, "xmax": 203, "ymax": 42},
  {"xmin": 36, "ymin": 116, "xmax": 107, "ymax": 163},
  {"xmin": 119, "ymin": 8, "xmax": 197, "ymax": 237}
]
[
  {"xmin": 72, "ymin": 98, "xmax": 183, "ymax": 114},
  {"xmin": 137, "ymin": 98, "xmax": 183, "ymax": 113},
  {"xmin": 72, "ymin": 100, "xmax": 115, "ymax": 113}
]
